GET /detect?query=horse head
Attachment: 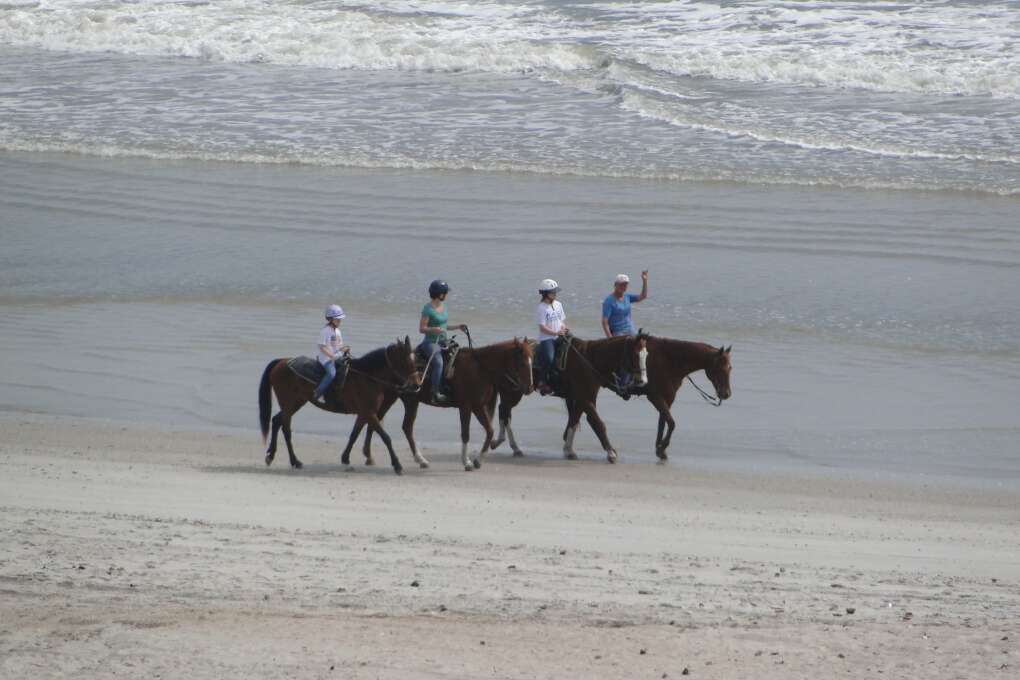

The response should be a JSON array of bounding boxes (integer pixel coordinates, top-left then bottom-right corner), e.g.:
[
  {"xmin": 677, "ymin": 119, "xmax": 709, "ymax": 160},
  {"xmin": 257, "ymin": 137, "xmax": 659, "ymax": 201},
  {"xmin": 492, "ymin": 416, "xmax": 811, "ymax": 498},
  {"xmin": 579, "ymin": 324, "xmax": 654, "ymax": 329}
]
[
  {"xmin": 392, "ymin": 335, "xmax": 421, "ymax": 391},
  {"xmin": 513, "ymin": 337, "xmax": 535, "ymax": 395},
  {"xmin": 705, "ymin": 345, "xmax": 732, "ymax": 401},
  {"xmin": 618, "ymin": 329, "xmax": 650, "ymax": 384}
]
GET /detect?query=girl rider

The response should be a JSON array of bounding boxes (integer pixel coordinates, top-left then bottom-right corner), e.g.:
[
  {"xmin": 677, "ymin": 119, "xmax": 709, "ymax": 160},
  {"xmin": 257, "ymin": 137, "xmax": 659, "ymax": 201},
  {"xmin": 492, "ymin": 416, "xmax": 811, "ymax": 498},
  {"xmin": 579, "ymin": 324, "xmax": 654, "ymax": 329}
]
[
  {"xmin": 314, "ymin": 304, "xmax": 351, "ymax": 403},
  {"xmin": 535, "ymin": 278, "xmax": 568, "ymax": 394}
]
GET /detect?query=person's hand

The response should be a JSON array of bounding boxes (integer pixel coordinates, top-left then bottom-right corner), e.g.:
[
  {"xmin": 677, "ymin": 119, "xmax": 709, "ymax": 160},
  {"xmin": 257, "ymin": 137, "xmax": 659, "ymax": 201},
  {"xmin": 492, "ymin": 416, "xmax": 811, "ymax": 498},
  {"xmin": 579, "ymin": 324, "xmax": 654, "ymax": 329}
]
[
  {"xmin": 641, "ymin": 270, "xmax": 649, "ymax": 281},
  {"xmin": 458, "ymin": 324, "xmax": 468, "ymax": 331}
]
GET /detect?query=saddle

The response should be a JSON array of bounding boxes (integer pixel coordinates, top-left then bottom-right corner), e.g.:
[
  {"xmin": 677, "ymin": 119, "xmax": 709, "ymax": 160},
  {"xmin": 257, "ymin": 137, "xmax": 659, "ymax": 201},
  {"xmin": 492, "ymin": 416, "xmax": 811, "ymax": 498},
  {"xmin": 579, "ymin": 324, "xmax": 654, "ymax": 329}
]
[
  {"xmin": 415, "ymin": 337, "xmax": 462, "ymax": 395},
  {"xmin": 530, "ymin": 336, "xmax": 570, "ymax": 397},
  {"xmin": 287, "ymin": 356, "xmax": 349, "ymax": 404}
]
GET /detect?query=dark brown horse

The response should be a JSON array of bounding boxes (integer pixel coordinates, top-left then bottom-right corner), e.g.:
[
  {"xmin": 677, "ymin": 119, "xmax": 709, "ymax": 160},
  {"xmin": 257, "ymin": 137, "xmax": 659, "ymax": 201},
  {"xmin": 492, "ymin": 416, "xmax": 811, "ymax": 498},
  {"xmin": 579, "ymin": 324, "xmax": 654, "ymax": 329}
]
[
  {"xmin": 258, "ymin": 337, "xmax": 421, "ymax": 474},
  {"xmin": 643, "ymin": 337, "xmax": 732, "ymax": 460},
  {"xmin": 491, "ymin": 333, "xmax": 649, "ymax": 463},
  {"xmin": 353, "ymin": 339, "xmax": 535, "ymax": 471}
]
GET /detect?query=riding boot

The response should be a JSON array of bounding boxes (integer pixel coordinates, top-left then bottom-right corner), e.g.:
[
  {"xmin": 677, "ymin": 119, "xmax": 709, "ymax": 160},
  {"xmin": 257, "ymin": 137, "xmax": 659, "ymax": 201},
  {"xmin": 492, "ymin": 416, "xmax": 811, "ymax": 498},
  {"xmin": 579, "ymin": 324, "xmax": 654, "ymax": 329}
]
[
  {"xmin": 431, "ymin": 387, "xmax": 449, "ymax": 404},
  {"xmin": 611, "ymin": 376, "xmax": 631, "ymax": 401}
]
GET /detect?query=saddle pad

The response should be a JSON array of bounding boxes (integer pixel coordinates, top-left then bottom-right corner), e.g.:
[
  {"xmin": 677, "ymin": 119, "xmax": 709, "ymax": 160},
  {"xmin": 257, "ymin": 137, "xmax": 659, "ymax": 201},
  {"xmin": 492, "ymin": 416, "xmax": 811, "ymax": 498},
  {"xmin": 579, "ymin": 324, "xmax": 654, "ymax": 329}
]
[{"xmin": 286, "ymin": 356, "xmax": 325, "ymax": 385}]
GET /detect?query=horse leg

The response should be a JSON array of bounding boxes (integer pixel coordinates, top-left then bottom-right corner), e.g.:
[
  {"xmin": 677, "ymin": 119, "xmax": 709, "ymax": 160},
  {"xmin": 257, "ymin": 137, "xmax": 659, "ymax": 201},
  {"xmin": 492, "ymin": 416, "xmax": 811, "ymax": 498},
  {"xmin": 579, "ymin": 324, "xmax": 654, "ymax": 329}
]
[
  {"xmin": 365, "ymin": 412, "xmax": 402, "ymax": 476},
  {"xmin": 400, "ymin": 398, "xmax": 428, "ymax": 469},
  {"xmin": 341, "ymin": 416, "xmax": 367, "ymax": 468},
  {"xmin": 582, "ymin": 402, "xmax": 617, "ymax": 464},
  {"xmin": 281, "ymin": 413, "xmax": 302, "ymax": 469},
  {"xmin": 659, "ymin": 405, "xmax": 678, "ymax": 457},
  {"xmin": 562, "ymin": 398, "xmax": 582, "ymax": 460},
  {"xmin": 471, "ymin": 404, "xmax": 495, "ymax": 469},
  {"xmin": 266, "ymin": 411, "xmax": 283, "ymax": 466},
  {"xmin": 502, "ymin": 393, "xmax": 524, "ymax": 457},
  {"xmin": 362, "ymin": 396, "xmax": 394, "ymax": 466},
  {"xmin": 655, "ymin": 411, "xmax": 667, "ymax": 460},
  {"xmin": 488, "ymin": 394, "xmax": 504, "ymax": 450},
  {"xmin": 459, "ymin": 406, "xmax": 474, "ymax": 471}
]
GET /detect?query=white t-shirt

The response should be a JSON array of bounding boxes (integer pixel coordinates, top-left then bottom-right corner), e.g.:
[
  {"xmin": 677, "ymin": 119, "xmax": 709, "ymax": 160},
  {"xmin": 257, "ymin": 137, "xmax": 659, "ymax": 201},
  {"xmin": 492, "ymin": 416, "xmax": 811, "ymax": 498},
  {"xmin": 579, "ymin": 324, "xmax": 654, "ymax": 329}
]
[
  {"xmin": 318, "ymin": 325, "xmax": 344, "ymax": 365},
  {"xmin": 536, "ymin": 300, "xmax": 566, "ymax": 341}
]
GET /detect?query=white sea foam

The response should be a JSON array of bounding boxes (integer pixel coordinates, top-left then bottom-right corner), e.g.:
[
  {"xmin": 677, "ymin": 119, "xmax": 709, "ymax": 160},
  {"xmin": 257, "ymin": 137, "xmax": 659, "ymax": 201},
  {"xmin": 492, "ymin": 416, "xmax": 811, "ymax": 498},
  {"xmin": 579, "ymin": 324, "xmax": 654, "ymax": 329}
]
[
  {"xmin": 3, "ymin": 133, "xmax": 1017, "ymax": 197},
  {"xmin": 2, "ymin": 0, "xmax": 1018, "ymax": 97},
  {"xmin": 0, "ymin": 0, "xmax": 601, "ymax": 73},
  {"xmin": 618, "ymin": 90, "xmax": 1020, "ymax": 166}
]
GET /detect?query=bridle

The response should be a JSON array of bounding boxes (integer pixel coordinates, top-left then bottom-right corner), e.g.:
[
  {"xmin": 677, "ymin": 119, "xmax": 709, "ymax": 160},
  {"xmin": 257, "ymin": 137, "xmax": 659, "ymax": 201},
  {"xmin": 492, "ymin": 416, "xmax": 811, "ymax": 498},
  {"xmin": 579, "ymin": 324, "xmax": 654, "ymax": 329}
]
[
  {"xmin": 500, "ymin": 344, "xmax": 534, "ymax": 392},
  {"xmin": 686, "ymin": 374, "xmax": 723, "ymax": 407},
  {"xmin": 566, "ymin": 334, "xmax": 644, "ymax": 389},
  {"xmin": 346, "ymin": 344, "xmax": 422, "ymax": 394}
]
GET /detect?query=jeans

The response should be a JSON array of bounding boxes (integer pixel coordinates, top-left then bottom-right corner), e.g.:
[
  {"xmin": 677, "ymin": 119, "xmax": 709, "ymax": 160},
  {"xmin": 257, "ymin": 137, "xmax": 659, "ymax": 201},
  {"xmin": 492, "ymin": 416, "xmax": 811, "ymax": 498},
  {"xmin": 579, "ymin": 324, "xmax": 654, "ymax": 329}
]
[
  {"xmin": 611, "ymin": 328, "xmax": 634, "ymax": 388},
  {"xmin": 537, "ymin": 338, "xmax": 556, "ymax": 383},
  {"xmin": 419, "ymin": 340, "xmax": 444, "ymax": 390},
  {"xmin": 315, "ymin": 359, "xmax": 336, "ymax": 398}
]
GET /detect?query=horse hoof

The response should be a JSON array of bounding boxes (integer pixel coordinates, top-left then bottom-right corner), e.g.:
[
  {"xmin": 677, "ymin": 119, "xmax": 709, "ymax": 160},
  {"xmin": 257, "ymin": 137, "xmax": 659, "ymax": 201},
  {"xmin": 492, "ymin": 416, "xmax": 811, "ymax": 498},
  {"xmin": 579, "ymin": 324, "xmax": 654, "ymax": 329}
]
[
  {"xmin": 472, "ymin": 458, "xmax": 481, "ymax": 469},
  {"xmin": 345, "ymin": 465, "xmax": 355, "ymax": 472},
  {"xmin": 393, "ymin": 467, "xmax": 403, "ymax": 476},
  {"xmin": 365, "ymin": 458, "xmax": 375, "ymax": 466},
  {"xmin": 464, "ymin": 464, "xmax": 474, "ymax": 472},
  {"xmin": 490, "ymin": 439, "xmax": 503, "ymax": 450},
  {"xmin": 419, "ymin": 460, "xmax": 430, "ymax": 469},
  {"xmin": 264, "ymin": 455, "xmax": 273, "ymax": 466},
  {"xmin": 564, "ymin": 452, "xmax": 578, "ymax": 461},
  {"xmin": 292, "ymin": 461, "xmax": 303, "ymax": 470},
  {"xmin": 607, "ymin": 452, "xmax": 618, "ymax": 464},
  {"xmin": 512, "ymin": 449, "xmax": 524, "ymax": 457}
]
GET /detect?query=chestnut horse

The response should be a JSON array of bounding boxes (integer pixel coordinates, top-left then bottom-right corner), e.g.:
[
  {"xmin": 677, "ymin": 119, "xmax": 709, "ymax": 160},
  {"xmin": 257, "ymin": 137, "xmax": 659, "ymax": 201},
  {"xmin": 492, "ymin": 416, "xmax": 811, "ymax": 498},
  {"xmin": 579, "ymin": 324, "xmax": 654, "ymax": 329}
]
[
  {"xmin": 491, "ymin": 332, "xmax": 649, "ymax": 463},
  {"xmin": 258, "ymin": 337, "xmax": 421, "ymax": 474},
  {"xmin": 352, "ymin": 339, "xmax": 535, "ymax": 471},
  {"xmin": 643, "ymin": 337, "xmax": 732, "ymax": 460}
]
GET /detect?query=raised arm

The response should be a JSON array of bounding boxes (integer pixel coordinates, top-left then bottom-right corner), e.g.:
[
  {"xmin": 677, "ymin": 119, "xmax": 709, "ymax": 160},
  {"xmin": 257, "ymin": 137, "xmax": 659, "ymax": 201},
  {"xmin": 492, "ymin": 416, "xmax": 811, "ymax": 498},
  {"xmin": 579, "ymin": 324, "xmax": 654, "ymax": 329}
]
[{"xmin": 635, "ymin": 270, "xmax": 649, "ymax": 302}]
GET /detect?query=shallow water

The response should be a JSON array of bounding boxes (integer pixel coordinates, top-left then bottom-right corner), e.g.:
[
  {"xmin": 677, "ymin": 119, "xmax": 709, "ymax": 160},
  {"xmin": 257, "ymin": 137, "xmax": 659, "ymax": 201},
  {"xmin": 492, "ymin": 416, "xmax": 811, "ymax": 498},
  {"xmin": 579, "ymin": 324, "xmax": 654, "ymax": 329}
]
[
  {"xmin": 2, "ymin": 153, "xmax": 1018, "ymax": 488},
  {"xmin": 2, "ymin": 1, "xmax": 1018, "ymax": 486}
]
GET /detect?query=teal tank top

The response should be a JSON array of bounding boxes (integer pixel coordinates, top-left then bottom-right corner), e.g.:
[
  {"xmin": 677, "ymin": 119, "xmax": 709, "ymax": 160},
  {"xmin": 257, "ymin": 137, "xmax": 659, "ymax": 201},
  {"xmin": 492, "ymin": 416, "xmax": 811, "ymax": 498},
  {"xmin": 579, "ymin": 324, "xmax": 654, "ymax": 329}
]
[{"xmin": 421, "ymin": 303, "xmax": 448, "ymax": 343}]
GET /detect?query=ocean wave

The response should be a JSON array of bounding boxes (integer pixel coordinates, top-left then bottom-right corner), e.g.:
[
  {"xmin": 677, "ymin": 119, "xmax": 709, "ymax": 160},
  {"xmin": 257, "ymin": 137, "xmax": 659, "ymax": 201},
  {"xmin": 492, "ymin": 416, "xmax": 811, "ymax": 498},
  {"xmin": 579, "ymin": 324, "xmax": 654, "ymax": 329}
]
[
  {"xmin": 618, "ymin": 90, "xmax": 1020, "ymax": 166},
  {"xmin": 2, "ymin": 1, "xmax": 1018, "ymax": 99},
  {"xmin": 0, "ymin": 0, "xmax": 602, "ymax": 73},
  {"xmin": 3, "ymin": 134, "xmax": 1017, "ymax": 197}
]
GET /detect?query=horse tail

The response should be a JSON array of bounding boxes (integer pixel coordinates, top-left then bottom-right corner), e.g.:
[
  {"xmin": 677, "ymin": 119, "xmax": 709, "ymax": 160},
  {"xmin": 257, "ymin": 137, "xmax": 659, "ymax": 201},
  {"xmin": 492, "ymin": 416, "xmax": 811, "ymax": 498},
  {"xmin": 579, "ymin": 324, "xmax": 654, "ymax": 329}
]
[{"xmin": 259, "ymin": 359, "xmax": 281, "ymax": 443}]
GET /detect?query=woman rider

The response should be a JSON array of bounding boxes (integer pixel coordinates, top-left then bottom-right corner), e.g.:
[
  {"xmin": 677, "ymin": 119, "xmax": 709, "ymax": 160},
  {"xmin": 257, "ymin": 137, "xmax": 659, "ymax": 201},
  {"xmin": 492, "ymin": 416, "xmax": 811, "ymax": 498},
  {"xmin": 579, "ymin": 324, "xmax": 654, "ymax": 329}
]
[
  {"xmin": 601, "ymin": 270, "xmax": 649, "ymax": 393},
  {"xmin": 419, "ymin": 279, "xmax": 467, "ymax": 403}
]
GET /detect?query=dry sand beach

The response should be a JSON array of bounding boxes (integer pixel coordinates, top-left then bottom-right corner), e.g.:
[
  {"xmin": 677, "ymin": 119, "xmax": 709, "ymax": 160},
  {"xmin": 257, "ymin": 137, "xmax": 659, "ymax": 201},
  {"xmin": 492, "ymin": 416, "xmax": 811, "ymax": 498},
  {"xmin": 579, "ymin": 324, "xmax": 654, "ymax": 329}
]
[{"xmin": 2, "ymin": 414, "xmax": 1017, "ymax": 679}]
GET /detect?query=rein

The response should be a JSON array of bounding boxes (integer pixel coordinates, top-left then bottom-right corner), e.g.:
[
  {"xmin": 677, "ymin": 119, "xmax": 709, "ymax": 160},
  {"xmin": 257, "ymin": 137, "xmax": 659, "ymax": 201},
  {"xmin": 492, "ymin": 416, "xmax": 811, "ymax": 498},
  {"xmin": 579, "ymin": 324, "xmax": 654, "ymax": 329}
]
[
  {"xmin": 566, "ymin": 335, "xmax": 635, "ymax": 392},
  {"xmin": 345, "ymin": 347, "xmax": 421, "ymax": 394},
  {"xmin": 686, "ymin": 374, "xmax": 722, "ymax": 407}
]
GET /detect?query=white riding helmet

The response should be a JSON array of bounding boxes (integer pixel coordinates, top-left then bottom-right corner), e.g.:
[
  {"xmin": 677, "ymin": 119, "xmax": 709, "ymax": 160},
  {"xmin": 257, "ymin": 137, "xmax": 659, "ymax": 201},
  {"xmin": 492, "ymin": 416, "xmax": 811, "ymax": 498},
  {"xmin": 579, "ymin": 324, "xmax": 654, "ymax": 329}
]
[
  {"xmin": 539, "ymin": 278, "xmax": 560, "ymax": 294},
  {"xmin": 325, "ymin": 304, "xmax": 346, "ymax": 320},
  {"xmin": 614, "ymin": 274, "xmax": 630, "ymax": 284}
]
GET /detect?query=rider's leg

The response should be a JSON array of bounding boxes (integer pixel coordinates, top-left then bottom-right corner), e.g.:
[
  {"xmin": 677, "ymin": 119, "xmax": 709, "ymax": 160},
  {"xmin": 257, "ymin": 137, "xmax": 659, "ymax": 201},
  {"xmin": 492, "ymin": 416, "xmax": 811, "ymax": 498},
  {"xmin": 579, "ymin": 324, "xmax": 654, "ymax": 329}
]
[{"xmin": 313, "ymin": 360, "xmax": 336, "ymax": 400}]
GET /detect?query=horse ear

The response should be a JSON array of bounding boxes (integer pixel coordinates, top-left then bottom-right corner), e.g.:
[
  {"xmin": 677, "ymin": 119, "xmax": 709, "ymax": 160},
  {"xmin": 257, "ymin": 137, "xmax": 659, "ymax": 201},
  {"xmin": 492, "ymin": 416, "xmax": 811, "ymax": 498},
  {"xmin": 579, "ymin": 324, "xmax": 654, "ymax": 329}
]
[
  {"xmin": 726, "ymin": 345, "xmax": 732, "ymax": 353},
  {"xmin": 404, "ymin": 335, "xmax": 411, "ymax": 349},
  {"xmin": 717, "ymin": 346, "xmax": 725, "ymax": 356}
]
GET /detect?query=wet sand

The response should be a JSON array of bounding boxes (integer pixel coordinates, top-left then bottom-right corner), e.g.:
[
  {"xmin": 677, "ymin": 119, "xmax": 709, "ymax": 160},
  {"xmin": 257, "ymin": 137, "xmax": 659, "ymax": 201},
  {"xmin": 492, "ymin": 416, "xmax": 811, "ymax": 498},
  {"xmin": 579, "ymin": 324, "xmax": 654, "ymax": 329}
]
[{"xmin": 1, "ymin": 413, "xmax": 1017, "ymax": 679}]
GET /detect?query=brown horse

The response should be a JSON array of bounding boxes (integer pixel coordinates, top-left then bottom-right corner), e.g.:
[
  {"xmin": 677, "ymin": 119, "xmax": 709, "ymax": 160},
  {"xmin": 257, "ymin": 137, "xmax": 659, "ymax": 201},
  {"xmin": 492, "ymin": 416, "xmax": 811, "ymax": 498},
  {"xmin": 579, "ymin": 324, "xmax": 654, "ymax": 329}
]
[
  {"xmin": 353, "ymin": 338, "xmax": 535, "ymax": 471},
  {"xmin": 491, "ymin": 332, "xmax": 649, "ymax": 463},
  {"xmin": 258, "ymin": 337, "xmax": 421, "ymax": 474},
  {"xmin": 643, "ymin": 337, "xmax": 732, "ymax": 460}
]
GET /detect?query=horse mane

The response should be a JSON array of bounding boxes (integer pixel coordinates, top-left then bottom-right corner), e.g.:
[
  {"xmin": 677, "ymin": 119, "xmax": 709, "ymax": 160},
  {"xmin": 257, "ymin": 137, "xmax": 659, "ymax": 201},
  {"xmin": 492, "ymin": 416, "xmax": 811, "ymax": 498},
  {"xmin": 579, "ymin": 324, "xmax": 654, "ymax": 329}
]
[
  {"xmin": 648, "ymin": 338, "xmax": 714, "ymax": 354},
  {"xmin": 572, "ymin": 335, "xmax": 630, "ymax": 364},
  {"xmin": 649, "ymin": 337, "xmax": 718, "ymax": 356},
  {"xmin": 350, "ymin": 345, "xmax": 390, "ymax": 372}
]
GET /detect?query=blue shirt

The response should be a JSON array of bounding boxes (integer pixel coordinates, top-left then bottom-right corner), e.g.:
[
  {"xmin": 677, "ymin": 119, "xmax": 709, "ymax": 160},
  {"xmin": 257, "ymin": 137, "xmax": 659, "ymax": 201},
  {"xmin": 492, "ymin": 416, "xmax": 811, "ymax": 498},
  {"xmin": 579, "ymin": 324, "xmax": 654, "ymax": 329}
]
[{"xmin": 602, "ymin": 293, "xmax": 639, "ymax": 336}]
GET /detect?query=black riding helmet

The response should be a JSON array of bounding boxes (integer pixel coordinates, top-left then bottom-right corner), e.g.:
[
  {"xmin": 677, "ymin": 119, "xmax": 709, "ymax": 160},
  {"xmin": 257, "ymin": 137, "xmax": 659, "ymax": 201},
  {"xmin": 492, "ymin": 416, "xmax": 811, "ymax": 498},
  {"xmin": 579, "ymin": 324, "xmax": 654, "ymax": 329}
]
[{"xmin": 428, "ymin": 279, "xmax": 450, "ymax": 299}]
